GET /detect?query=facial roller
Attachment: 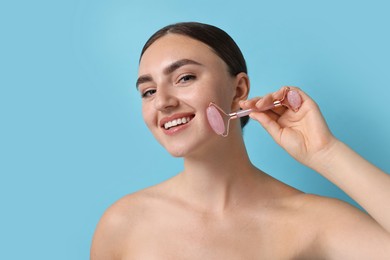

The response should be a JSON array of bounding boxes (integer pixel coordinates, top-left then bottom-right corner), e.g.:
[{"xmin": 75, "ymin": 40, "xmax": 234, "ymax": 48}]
[{"xmin": 206, "ymin": 87, "xmax": 302, "ymax": 137}]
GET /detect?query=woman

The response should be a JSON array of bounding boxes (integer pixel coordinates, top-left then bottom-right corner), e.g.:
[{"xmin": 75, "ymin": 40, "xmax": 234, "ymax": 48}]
[{"xmin": 91, "ymin": 22, "xmax": 390, "ymax": 259}]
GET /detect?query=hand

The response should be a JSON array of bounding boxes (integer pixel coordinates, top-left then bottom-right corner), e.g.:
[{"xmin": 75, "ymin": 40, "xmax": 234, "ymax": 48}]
[{"xmin": 240, "ymin": 86, "xmax": 337, "ymax": 167}]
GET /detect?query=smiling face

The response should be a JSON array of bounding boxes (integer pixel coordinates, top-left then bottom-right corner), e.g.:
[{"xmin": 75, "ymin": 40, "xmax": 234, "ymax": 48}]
[{"xmin": 137, "ymin": 34, "xmax": 240, "ymax": 157}]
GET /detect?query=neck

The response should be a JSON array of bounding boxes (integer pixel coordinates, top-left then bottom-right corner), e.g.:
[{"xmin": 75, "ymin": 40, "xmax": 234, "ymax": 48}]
[{"xmin": 176, "ymin": 131, "xmax": 264, "ymax": 214}]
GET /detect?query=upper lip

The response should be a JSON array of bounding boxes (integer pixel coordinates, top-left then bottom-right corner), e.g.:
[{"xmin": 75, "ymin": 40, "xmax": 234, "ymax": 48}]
[{"xmin": 159, "ymin": 112, "xmax": 195, "ymax": 128}]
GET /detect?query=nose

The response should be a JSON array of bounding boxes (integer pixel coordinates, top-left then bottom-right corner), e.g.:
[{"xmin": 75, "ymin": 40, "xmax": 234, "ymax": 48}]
[{"xmin": 153, "ymin": 88, "xmax": 179, "ymax": 111}]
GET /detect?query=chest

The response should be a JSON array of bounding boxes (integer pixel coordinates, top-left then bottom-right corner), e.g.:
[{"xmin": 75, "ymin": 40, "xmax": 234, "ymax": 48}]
[{"xmin": 122, "ymin": 211, "xmax": 308, "ymax": 259}]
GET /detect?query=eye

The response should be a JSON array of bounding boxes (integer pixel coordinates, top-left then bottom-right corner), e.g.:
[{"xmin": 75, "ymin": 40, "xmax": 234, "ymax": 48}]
[
  {"xmin": 178, "ymin": 74, "xmax": 196, "ymax": 84},
  {"xmin": 141, "ymin": 89, "xmax": 156, "ymax": 98}
]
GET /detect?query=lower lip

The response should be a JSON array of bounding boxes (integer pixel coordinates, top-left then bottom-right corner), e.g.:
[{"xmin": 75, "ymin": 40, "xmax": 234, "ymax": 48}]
[{"xmin": 162, "ymin": 121, "xmax": 191, "ymax": 136}]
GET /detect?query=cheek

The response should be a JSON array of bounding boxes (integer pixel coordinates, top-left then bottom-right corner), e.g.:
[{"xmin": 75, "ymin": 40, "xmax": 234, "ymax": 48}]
[
  {"xmin": 141, "ymin": 104, "xmax": 156, "ymax": 130},
  {"xmin": 210, "ymin": 81, "xmax": 235, "ymax": 111},
  {"xmin": 199, "ymin": 76, "xmax": 232, "ymax": 100}
]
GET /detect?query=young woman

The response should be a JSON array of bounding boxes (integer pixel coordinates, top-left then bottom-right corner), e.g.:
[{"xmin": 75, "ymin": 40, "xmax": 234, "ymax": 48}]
[{"xmin": 91, "ymin": 22, "xmax": 390, "ymax": 259}]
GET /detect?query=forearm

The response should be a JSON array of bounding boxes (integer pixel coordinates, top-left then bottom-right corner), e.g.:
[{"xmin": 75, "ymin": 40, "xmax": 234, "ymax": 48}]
[{"xmin": 311, "ymin": 140, "xmax": 390, "ymax": 232}]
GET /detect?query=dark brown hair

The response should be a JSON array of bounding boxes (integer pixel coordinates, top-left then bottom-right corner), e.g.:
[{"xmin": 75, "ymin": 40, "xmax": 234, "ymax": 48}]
[{"xmin": 140, "ymin": 22, "xmax": 249, "ymax": 128}]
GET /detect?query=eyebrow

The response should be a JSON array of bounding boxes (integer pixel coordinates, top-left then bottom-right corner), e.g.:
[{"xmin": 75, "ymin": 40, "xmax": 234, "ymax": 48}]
[{"xmin": 136, "ymin": 59, "xmax": 202, "ymax": 89}]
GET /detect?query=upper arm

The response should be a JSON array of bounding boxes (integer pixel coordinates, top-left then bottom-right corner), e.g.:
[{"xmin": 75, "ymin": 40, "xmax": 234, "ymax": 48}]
[{"xmin": 315, "ymin": 198, "xmax": 390, "ymax": 259}]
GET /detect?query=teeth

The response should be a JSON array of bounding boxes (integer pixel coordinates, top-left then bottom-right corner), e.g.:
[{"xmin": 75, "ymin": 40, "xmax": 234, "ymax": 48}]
[{"xmin": 164, "ymin": 117, "xmax": 191, "ymax": 129}]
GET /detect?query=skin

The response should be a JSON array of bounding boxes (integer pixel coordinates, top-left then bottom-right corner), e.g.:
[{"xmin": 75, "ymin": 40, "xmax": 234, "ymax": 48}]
[{"xmin": 91, "ymin": 34, "xmax": 390, "ymax": 259}]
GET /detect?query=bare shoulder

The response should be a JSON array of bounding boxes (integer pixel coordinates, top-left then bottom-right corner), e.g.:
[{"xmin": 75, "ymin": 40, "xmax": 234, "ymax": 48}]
[
  {"xmin": 287, "ymin": 193, "xmax": 390, "ymax": 258},
  {"xmin": 90, "ymin": 184, "xmax": 170, "ymax": 260},
  {"xmin": 290, "ymin": 193, "xmax": 375, "ymax": 229},
  {"xmin": 284, "ymin": 193, "xmax": 371, "ymax": 232}
]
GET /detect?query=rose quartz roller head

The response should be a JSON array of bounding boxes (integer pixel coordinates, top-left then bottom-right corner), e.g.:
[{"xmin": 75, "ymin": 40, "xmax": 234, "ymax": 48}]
[{"xmin": 206, "ymin": 87, "xmax": 302, "ymax": 137}]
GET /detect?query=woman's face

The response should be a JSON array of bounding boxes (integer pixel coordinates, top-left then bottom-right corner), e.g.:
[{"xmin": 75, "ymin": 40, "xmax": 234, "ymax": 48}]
[{"xmin": 137, "ymin": 34, "xmax": 237, "ymax": 157}]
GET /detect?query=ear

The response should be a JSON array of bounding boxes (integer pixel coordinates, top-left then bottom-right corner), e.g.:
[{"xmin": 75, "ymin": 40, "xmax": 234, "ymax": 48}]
[{"xmin": 231, "ymin": 72, "xmax": 250, "ymax": 110}]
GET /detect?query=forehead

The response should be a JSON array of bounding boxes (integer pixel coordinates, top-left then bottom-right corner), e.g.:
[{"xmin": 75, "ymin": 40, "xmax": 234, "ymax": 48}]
[{"xmin": 138, "ymin": 34, "xmax": 224, "ymax": 74}]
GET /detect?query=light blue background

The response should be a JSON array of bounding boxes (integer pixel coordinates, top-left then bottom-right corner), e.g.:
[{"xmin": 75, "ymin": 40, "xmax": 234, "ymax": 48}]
[{"xmin": 1, "ymin": 0, "xmax": 389, "ymax": 259}]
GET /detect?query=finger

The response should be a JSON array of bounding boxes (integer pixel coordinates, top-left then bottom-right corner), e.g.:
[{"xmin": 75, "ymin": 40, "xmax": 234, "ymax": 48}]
[
  {"xmin": 243, "ymin": 87, "xmax": 290, "ymax": 111},
  {"xmin": 272, "ymin": 86, "xmax": 306, "ymax": 112},
  {"xmin": 240, "ymin": 86, "xmax": 286, "ymax": 108},
  {"xmin": 272, "ymin": 86, "xmax": 289, "ymax": 100},
  {"xmin": 254, "ymin": 93, "xmax": 277, "ymax": 111},
  {"xmin": 262, "ymin": 109, "xmax": 283, "ymax": 121},
  {"xmin": 255, "ymin": 87, "xmax": 289, "ymax": 114},
  {"xmin": 283, "ymin": 86, "xmax": 313, "ymax": 107},
  {"xmin": 255, "ymin": 97, "xmax": 288, "ymax": 117},
  {"xmin": 240, "ymin": 97, "xmax": 262, "ymax": 109},
  {"xmin": 271, "ymin": 105, "xmax": 288, "ymax": 116},
  {"xmin": 249, "ymin": 112, "xmax": 282, "ymax": 142},
  {"xmin": 241, "ymin": 86, "xmax": 310, "ymax": 112}
]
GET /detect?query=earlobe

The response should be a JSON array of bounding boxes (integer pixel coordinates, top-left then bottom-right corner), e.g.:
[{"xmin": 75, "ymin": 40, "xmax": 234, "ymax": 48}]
[{"xmin": 232, "ymin": 72, "xmax": 250, "ymax": 110}]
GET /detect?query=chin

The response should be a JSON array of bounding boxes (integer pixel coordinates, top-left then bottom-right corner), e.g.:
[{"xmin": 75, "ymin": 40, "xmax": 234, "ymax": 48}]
[
  {"xmin": 164, "ymin": 138, "xmax": 215, "ymax": 159},
  {"xmin": 157, "ymin": 129, "xmax": 214, "ymax": 158},
  {"xmin": 163, "ymin": 138, "xmax": 206, "ymax": 158},
  {"xmin": 165, "ymin": 146, "xmax": 189, "ymax": 158}
]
